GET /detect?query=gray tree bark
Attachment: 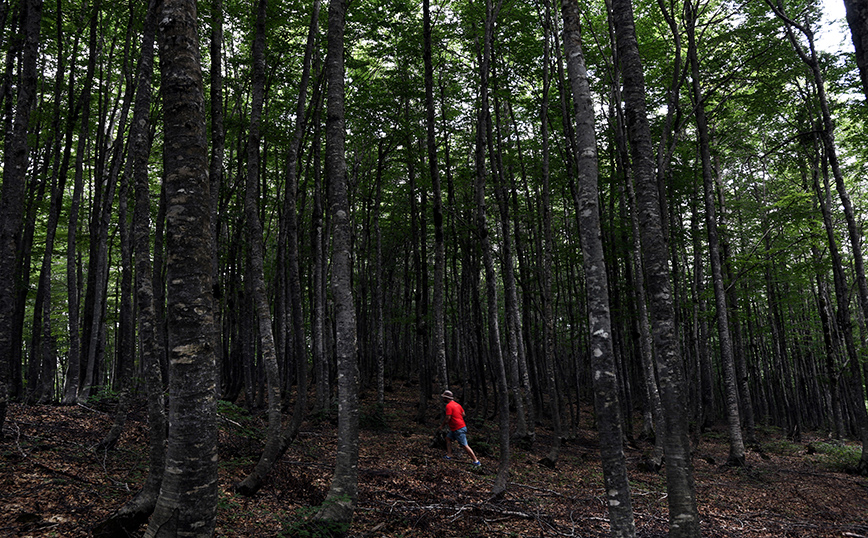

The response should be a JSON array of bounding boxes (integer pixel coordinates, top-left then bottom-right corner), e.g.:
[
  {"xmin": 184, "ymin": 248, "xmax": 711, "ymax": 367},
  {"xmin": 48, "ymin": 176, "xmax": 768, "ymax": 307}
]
[
  {"xmin": 685, "ymin": 1, "xmax": 745, "ymax": 467},
  {"xmin": 315, "ymin": 0, "xmax": 360, "ymax": 527},
  {"xmin": 769, "ymin": 1, "xmax": 868, "ymax": 474},
  {"xmin": 609, "ymin": 0, "xmax": 701, "ymax": 533},
  {"xmin": 562, "ymin": 0, "xmax": 635, "ymax": 534},
  {"xmin": 424, "ymin": 0, "xmax": 449, "ymax": 396},
  {"xmin": 61, "ymin": 0, "xmax": 99, "ymax": 406},
  {"xmin": 92, "ymin": 4, "xmax": 165, "ymax": 534},
  {"xmin": 144, "ymin": 0, "xmax": 219, "ymax": 535},
  {"xmin": 236, "ymin": 0, "xmax": 319, "ymax": 496},
  {"xmin": 0, "ymin": 0, "xmax": 41, "ymax": 432}
]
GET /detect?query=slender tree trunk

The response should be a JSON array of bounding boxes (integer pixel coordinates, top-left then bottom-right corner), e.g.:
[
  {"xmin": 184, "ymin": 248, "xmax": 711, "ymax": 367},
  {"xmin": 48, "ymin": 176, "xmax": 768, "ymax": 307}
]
[
  {"xmin": 609, "ymin": 0, "xmax": 701, "ymax": 533},
  {"xmin": 423, "ymin": 0, "xmax": 448, "ymax": 396},
  {"xmin": 0, "ymin": 0, "xmax": 41, "ymax": 431},
  {"xmin": 62, "ymin": 1, "xmax": 100, "ymax": 405},
  {"xmin": 311, "ymin": 68, "xmax": 329, "ymax": 413},
  {"xmin": 315, "ymin": 0, "xmax": 359, "ymax": 527},
  {"xmin": 30, "ymin": 1, "xmax": 74, "ymax": 404},
  {"xmin": 235, "ymin": 0, "xmax": 319, "ymax": 496},
  {"xmin": 812, "ymin": 144, "xmax": 868, "ymax": 473},
  {"xmin": 608, "ymin": 37, "xmax": 665, "ymax": 466},
  {"xmin": 235, "ymin": 0, "xmax": 286, "ymax": 497},
  {"xmin": 92, "ymin": 4, "xmax": 165, "ymax": 534},
  {"xmin": 685, "ymin": 2, "xmax": 745, "ymax": 467},
  {"xmin": 539, "ymin": 0, "xmax": 563, "ymax": 467},
  {"xmin": 373, "ymin": 139, "xmax": 389, "ymax": 405},
  {"xmin": 771, "ymin": 1, "xmax": 868, "ymax": 471},
  {"xmin": 562, "ymin": 0, "xmax": 635, "ymax": 534},
  {"xmin": 473, "ymin": 0, "xmax": 511, "ymax": 498},
  {"xmin": 145, "ymin": 0, "xmax": 218, "ymax": 535},
  {"xmin": 209, "ymin": 0, "xmax": 225, "ymax": 397}
]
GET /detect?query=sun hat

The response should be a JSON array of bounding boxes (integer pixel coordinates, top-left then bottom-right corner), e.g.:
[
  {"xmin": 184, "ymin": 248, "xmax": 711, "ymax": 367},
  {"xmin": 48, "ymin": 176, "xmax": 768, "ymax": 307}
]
[{"xmin": 441, "ymin": 390, "xmax": 454, "ymax": 400}]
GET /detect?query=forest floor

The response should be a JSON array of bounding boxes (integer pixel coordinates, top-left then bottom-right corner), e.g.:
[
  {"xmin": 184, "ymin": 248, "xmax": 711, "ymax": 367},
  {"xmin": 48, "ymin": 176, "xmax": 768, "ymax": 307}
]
[{"xmin": 1, "ymin": 384, "xmax": 867, "ymax": 538}]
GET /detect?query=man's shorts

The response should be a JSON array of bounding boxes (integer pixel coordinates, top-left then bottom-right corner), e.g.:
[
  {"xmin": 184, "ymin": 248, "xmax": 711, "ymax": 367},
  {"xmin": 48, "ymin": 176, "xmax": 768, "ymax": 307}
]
[{"xmin": 447, "ymin": 426, "xmax": 469, "ymax": 446}]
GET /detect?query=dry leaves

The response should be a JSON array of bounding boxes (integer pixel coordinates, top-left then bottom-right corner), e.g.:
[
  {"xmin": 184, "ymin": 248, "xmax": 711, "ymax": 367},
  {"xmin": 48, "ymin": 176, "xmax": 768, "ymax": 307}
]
[{"xmin": 1, "ymin": 388, "xmax": 866, "ymax": 537}]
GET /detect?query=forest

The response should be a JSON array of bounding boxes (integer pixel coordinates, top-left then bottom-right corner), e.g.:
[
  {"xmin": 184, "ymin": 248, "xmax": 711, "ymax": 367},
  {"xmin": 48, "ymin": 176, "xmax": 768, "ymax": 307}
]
[{"xmin": 0, "ymin": 0, "xmax": 867, "ymax": 536}]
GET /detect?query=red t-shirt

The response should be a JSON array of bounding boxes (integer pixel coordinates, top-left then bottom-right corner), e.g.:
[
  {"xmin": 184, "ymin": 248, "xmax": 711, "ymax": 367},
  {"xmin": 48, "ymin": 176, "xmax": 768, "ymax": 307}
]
[{"xmin": 445, "ymin": 400, "xmax": 466, "ymax": 431}]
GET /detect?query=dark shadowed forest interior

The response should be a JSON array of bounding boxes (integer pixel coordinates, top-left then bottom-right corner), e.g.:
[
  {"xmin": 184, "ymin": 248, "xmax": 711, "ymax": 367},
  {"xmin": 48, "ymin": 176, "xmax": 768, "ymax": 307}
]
[{"xmin": 0, "ymin": 0, "xmax": 868, "ymax": 536}]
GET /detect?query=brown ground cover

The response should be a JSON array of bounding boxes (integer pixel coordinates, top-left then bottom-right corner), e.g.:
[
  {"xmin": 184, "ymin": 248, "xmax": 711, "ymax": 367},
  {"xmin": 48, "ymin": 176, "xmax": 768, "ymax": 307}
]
[{"xmin": 1, "ymin": 385, "xmax": 867, "ymax": 537}]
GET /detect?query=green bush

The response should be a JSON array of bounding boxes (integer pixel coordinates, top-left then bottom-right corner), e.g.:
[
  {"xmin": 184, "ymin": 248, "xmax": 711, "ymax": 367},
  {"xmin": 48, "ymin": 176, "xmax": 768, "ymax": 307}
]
[{"xmin": 810, "ymin": 441, "xmax": 861, "ymax": 472}]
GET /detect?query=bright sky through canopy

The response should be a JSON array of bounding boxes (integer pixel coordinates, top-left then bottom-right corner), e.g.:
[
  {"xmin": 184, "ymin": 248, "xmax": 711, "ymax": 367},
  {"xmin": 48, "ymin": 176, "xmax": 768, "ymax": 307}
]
[{"xmin": 818, "ymin": 0, "xmax": 849, "ymax": 53}]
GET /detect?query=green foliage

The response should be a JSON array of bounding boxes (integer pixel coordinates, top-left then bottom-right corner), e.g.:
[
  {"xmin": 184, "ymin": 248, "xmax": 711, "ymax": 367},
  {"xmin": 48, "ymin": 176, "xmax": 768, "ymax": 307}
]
[
  {"xmin": 808, "ymin": 441, "xmax": 862, "ymax": 472},
  {"xmin": 760, "ymin": 438, "xmax": 803, "ymax": 456},
  {"xmin": 217, "ymin": 400, "xmax": 264, "ymax": 441},
  {"xmin": 86, "ymin": 387, "xmax": 120, "ymax": 410}
]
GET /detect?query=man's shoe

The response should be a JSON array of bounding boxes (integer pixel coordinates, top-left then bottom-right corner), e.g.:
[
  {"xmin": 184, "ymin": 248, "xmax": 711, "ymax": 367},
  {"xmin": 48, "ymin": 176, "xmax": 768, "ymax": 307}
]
[
  {"xmin": 472, "ymin": 461, "xmax": 481, "ymax": 466},
  {"xmin": 444, "ymin": 455, "xmax": 452, "ymax": 460}
]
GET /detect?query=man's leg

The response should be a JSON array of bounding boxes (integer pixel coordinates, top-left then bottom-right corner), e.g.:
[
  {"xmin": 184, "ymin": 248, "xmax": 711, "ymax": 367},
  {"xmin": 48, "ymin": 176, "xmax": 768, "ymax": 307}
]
[{"xmin": 462, "ymin": 444, "xmax": 478, "ymax": 463}]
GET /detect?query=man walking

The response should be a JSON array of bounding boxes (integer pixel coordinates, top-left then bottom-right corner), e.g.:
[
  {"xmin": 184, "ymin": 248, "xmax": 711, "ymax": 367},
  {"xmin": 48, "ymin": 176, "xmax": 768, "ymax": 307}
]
[{"xmin": 438, "ymin": 390, "xmax": 481, "ymax": 466}]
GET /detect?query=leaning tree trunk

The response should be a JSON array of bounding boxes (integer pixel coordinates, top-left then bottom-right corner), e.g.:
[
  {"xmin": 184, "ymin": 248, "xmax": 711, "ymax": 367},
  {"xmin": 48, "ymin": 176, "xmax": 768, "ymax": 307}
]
[
  {"xmin": 685, "ymin": 1, "xmax": 745, "ymax": 467},
  {"xmin": 812, "ymin": 146, "xmax": 868, "ymax": 475},
  {"xmin": 144, "ymin": 0, "xmax": 219, "ymax": 535},
  {"xmin": 609, "ymin": 0, "xmax": 701, "ymax": 534},
  {"xmin": 0, "ymin": 0, "xmax": 41, "ymax": 433},
  {"xmin": 562, "ymin": 0, "xmax": 635, "ymax": 534},
  {"xmin": 92, "ymin": 4, "xmax": 165, "ymax": 535},
  {"xmin": 235, "ymin": 0, "xmax": 319, "ymax": 497},
  {"xmin": 769, "ymin": 4, "xmax": 868, "ymax": 472},
  {"xmin": 314, "ymin": 0, "xmax": 359, "ymax": 529}
]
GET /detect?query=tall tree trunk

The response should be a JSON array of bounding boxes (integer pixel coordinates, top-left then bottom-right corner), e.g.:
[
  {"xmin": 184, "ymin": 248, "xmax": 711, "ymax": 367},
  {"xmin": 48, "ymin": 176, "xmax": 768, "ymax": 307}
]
[
  {"xmin": 145, "ymin": 0, "xmax": 218, "ymax": 535},
  {"xmin": 29, "ymin": 0, "xmax": 75, "ymax": 404},
  {"xmin": 62, "ymin": 0, "xmax": 100, "ymax": 405},
  {"xmin": 92, "ymin": 3, "xmax": 165, "ymax": 534},
  {"xmin": 236, "ymin": 0, "xmax": 319, "ymax": 496},
  {"xmin": 0, "ymin": 0, "xmax": 41, "ymax": 431},
  {"xmin": 235, "ymin": 0, "xmax": 285, "ymax": 497},
  {"xmin": 844, "ymin": 0, "xmax": 868, "ymax": 98},
  {"xmin": 423, "ymin": 0, "xmax": 448, "ymax": 396},
  {"xmin": 562, "ymin": 0, "xmax": 635, "ymax": 534},
  {"xmin": 608, "ymin": 32, "xmax": 665, "ymax": 466},
  {"xmin": 474, "ymin": 0, "xmax": 511, "ymax": 498},
  {"xmin": 685, "ymin": 1, "xmax": 745, "ymax": 467},
  {"xmin": 771, "ymin": 1, "xmax": 868, "ymax": 472},
  {"xmin": 311, "ymin": 75, "xmax": 329, "ymax": 413},
  {"xmin": 812, "ymin": 142, "xmax": 868, "ymax": 474},
  {"xmin": 373, "ymin": 139, "xmax": 390, "ymax": 405},
  {"xmin": 315, "ymin": 0, "xmax": 359, "ymax": 527},
  {"xmin": 209, "ymin": 0, "xmax": 225, "ymax": 398},
  {"xmin": 609, "ymin": 0, "xmax": 701, "ymax": 533},
  {"xmin": 540, "ymin": 0, "xmax": 564, "ymax": 468}
]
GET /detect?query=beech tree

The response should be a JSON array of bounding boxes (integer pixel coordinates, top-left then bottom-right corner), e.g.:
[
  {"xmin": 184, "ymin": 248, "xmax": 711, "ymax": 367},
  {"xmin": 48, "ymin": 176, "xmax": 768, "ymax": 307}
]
[
  {"xmin": 0, "ymin": 0, "xmax": 41, "ymax": 433},
  {"xmin": 145, "ymin": 0, "xmax": 219, "ymax": 535},
  {"xmin": 562, "ymin": 0, "xmax": 635, "ymax": 534},
  {"xmin": 1, "ymin": 0, "xmax": 868, "ymax": 535}
]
